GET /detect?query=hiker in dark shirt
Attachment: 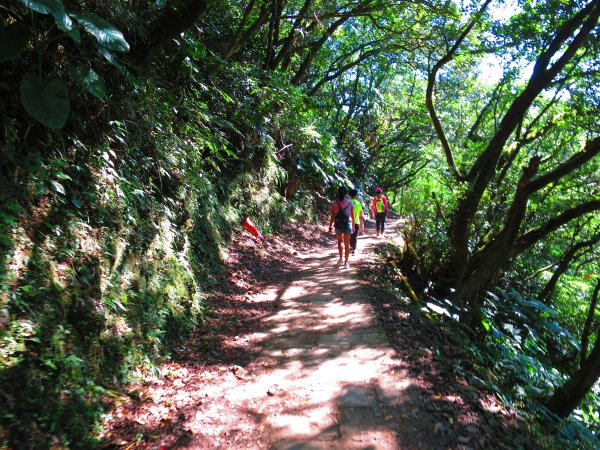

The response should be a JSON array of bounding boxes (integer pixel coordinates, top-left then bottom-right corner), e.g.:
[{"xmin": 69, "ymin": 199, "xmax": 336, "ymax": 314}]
[{"xmin": 328, "ymin": 187, "xmax": 355, "ymax": 269}]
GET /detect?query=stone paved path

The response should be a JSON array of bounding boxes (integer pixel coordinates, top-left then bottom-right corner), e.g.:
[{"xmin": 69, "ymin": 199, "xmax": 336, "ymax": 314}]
[{"xmin": 184, "ymin": 221, "xmax": 431, "ymax": 449}]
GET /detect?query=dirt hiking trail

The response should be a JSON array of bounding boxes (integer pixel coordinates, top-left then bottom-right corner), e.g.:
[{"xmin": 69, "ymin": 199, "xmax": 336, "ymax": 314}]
[
  {"xmin": 102, "ymin": 218, "xmax": 520, "ymax": 449},
  {"xmin": 190, "ymin": 219, "xmax": 430, "ymax": 449}
]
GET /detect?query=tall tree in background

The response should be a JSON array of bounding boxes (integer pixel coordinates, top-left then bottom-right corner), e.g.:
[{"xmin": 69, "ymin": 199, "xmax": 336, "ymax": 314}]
[{"xmin": 424, "ymin": 0, "xmax": 600, "ymax": 322}]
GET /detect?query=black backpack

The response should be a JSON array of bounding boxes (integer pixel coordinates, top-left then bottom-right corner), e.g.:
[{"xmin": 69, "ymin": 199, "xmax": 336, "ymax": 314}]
[{"xmin": 334, "ymin": 200, "xmax": 350, "ymax": 228}]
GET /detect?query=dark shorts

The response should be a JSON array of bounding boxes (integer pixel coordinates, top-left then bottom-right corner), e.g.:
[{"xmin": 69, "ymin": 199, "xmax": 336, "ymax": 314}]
[{"xmin": 335, "ymin": 224, "xmax": 352, "ymax": 235}]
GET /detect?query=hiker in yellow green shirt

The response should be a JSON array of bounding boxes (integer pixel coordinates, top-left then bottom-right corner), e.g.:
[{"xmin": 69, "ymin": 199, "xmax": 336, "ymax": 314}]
[
  {"xmin": 349, "ymin": 189, "xmax": 364, "ymax": 255},
  {"xmin": 371, "ymin": 187, "xmax": 389, "ymax": 236}
]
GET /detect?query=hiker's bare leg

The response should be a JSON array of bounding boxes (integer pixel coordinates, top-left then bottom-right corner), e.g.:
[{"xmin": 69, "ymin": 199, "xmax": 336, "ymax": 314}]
[
  {"xmin": 343, "ymin": 233, "xmax": 351, "ymax": 263},
  {"xmin": 337, "ymin": 234, "xmax": 343, "ymax": 258}
]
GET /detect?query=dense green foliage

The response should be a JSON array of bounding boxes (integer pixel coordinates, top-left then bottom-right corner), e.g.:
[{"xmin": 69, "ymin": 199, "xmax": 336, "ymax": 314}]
[{"xmin": 1, "ymin": 0, "xmax": 599, "ymax": 447}]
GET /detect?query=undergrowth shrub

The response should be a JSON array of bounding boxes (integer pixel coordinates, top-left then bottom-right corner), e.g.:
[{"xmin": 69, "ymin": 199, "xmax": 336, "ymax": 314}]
[
  {"xmin": 0, "ymin": 1, "xmax": 345, "ymax": 445},
  {"xmin": 0, "ymin": 33, "xmax": 331, "ymax": 449},
  {"xmin": 419, "ymin": 282, "xmax": 599, "ymax": 448},
  {"xmin": 1, "ymin": 61, "xmax": 228, "ymax": 450}
]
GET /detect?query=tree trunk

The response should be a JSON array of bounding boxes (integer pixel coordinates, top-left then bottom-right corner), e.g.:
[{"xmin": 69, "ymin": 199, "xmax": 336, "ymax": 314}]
[
  {"xmin": 513, "ymin": 200, "xmax": 600, "ymax": 255},
  {"xmin": 425, "ymin": 0, "xmax": 492, "ymax": 180},
  {"xmin": 290, "ymin": 17, "xmax": 346, "ymax": 85},
  {"xmin": 271, "ymin": 0, "xmax": 313, "ymax": 69},
  {"xmin": 546, "ymin": 333, "xmax": 600, "ymax": 418},
  {"xmin": 538, "ymin": 235, "xmax": 600, "ymax": 303},
  {"xmin": 581, "ymin": 279, "xmax": 600, "ymax": 366},
  {"xmin": 452, "ymin": 157, "xmax": 540, "ymax": 306},
  {"xmin": 445, "ymin": 1, "xmax": 600, "ymax": 292},
  {"xmin": 133, "ymin": 0, "xmax": 211, "ymax": 61},
  {"xmin": 224, "ymin": 2, "xmax": 271, "ymax": 61},
  {"xmin": 451, "ymin": 146, "xmax": 600, "ymax": 308},
  {"xmin": 224, "ymin": 0, "xmax": 259, "ymax": 60},
  {"xmin": 539, "ymin": 259, "xmax": 571, "ymax": 303},
  {"xmin": 263, "ymin": 0, "xmax": 284, "ymax": 69}
]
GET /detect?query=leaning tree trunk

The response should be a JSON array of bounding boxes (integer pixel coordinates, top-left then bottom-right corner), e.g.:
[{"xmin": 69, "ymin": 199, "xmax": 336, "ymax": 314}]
[
  {"xmin": 580, "ymin": 279, "xmax": 600, "ymax": 366},
  {"xmin": 538, "ymin": 235, "xmax": 600, "ymax": 303},
  {"xmin": 451, "ymin": 157, "xmax": 540, "ymax": 308},
  {"xmin": 445, "ymin": 1, "xmax": 600, "ymax": 294},
  {"xmin": 131, "ymin": 0, "xmax": 211, "ymax": 62},
  {"xmin": 453, "ymin": 133, "xmax": 600, "ymax": 307},
  {"xmin": 546, "ymin": 333, "xmax": 600, "ymax": 418}
]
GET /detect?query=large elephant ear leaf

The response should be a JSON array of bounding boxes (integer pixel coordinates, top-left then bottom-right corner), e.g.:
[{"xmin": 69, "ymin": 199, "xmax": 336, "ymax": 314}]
[
  {"xmin": 17, "ymin": 0, "xmax": 64, "ymax": 14},
  {"xmin": 72, "ymin": 13, "xmax": 129, "ymax": 53},
  {"xmin": 0, "ymin": 22, "xmax": 31, "ymax": 62},
  {"xmin": 17, "ymin": 0, "xmax": 73, "ymax": 31},
  {"xmin": 20, "ymin": 73, "xmax": 70, "ymax": 129}
]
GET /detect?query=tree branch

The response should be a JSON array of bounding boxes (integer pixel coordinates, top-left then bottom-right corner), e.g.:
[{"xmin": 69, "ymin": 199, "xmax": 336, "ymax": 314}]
[
  {"xmin": 514, "ymin": 200, "xmax": 600, "ymax": 255},
  {"xmin": 425, "ymin": 0, "xmax": 492, "ymax": 181},
  {"xmin": 581, "ymin": 278, "xmax": 600, "ymax": 365},
  {"xmin": 527, "ymin": 136, "xmax": 600, "ymax": 193}
]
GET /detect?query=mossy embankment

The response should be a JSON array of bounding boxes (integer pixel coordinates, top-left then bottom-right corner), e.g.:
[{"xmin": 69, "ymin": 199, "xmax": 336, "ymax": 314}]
[{"xmin": 0, "ymin": 48, "xmax": 326, "ymax": 449}]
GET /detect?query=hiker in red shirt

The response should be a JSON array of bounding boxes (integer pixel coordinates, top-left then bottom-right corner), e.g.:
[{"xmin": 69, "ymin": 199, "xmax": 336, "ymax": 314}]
[
  {"xmin": 328, "ymin": 186, "xmax": 355, "ymax": 269},
  {"xmin": 371, "ymin": 187, "xmax": 389, "ymax": 236}
]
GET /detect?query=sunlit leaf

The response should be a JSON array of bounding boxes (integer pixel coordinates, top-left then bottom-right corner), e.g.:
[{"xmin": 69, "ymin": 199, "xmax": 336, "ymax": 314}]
[
  {"xmin": 50, "ymin": 180, "xmax": 65, "ymax": 194},
  {"xmin": 72, "ymin": 13, "xmax": 130, "ymax": 53},
  {"xmin": 481, "ymin": 319, "xmax": 491, "ymax": 332},
  {"xmin": 97, "ymin": 47, "xmax": 130, "ymax": 78},
  {"xmin": 18, "ymin": 0, "xmax": 64, "ymax": 15},
  {"xmin": 43, "ymin": 359, "xmax": 57, "ymax": 369},
  {"xmin": 18, "ymin": 0, "xmax": 73, "ymax": 31},
  {"xmin": 52, "ymin": 10, "xmax": 73, "ymax": 32}
]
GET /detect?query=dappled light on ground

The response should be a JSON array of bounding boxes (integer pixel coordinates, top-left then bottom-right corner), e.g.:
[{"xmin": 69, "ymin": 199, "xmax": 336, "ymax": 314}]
[
  {"xmin": 171, "ymin": 227, "xmax": 435, "ymax": 449},
  {"xmin": 100, "ymin": 220, "xmax": 520, "ymax": 448}
]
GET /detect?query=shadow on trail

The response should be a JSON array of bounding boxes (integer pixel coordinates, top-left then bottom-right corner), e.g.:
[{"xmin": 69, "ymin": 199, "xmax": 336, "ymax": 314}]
[{"xmin": 102, "ymin": 221, "xmax": 524, "ymax": 449}]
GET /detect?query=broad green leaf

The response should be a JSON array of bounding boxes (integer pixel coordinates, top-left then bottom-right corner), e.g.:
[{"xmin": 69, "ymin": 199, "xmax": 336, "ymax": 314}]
[
  {"xmin": 53, "ymin": 172, "xmax": 71, "ymax": 180},
  {"xmin": 64, "ymin": 355, "xmax": 84, "ymax": 367},
  {"xmin": 18, "ymin": 0, "xmax": 64, "ymax": 15},
  {"xmin": 481, "ymin": 319, "xmax": 491, "ymax": 332},
  {"xmin": 20, "ymin": 73, "xmax": 70, "ymax": 129},
  {"xmin": 43, "ymin": 359, "xmax": 57, "ymax": 369},
  {"xmin": 525, "ymin": 299, "xmax": 555, "ymax": 314},
  {"xmin": 67, "ymin": 65, "xmax": 107, "ymax": 100},
  {"xmin": 18, "ymin": 0, "xmax": 72, "ymax": 31},
  {"xmin": 0, "ymin": 22, "xmax": 31, "ymax": 62},
  {"xmin": 97, "ymin": 48, "xmax": 129, "ymax": 78},
  {"xmin": 72, "ymin": 13, "xmax": 130, "ymax": 53},
  {"xmin": 52, "ymin": 10, "xmax": 74, "ymax": 32},
  {"xmin": 66, "ymin": 27, "xmax": 81, "ymax": 43},
  {"xmin": 50, "ymin": 180, "xmax": 65, "ymax": 194}
]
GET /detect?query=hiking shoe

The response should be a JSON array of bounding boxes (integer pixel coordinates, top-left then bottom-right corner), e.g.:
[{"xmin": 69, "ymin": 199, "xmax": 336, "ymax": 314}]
[
  {"xmin": 344, "ymin": 263, "xmax": 351, "ymax": 269},
  {"xmin": 336, "ymin": 258, "xmax": 343, "ymax": 265}
]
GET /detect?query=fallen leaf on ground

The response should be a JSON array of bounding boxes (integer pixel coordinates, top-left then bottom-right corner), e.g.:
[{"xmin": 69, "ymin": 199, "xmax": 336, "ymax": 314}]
[{"xmin": 232, "ymin": 365, "xmax": 249, "ymax": 379}]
